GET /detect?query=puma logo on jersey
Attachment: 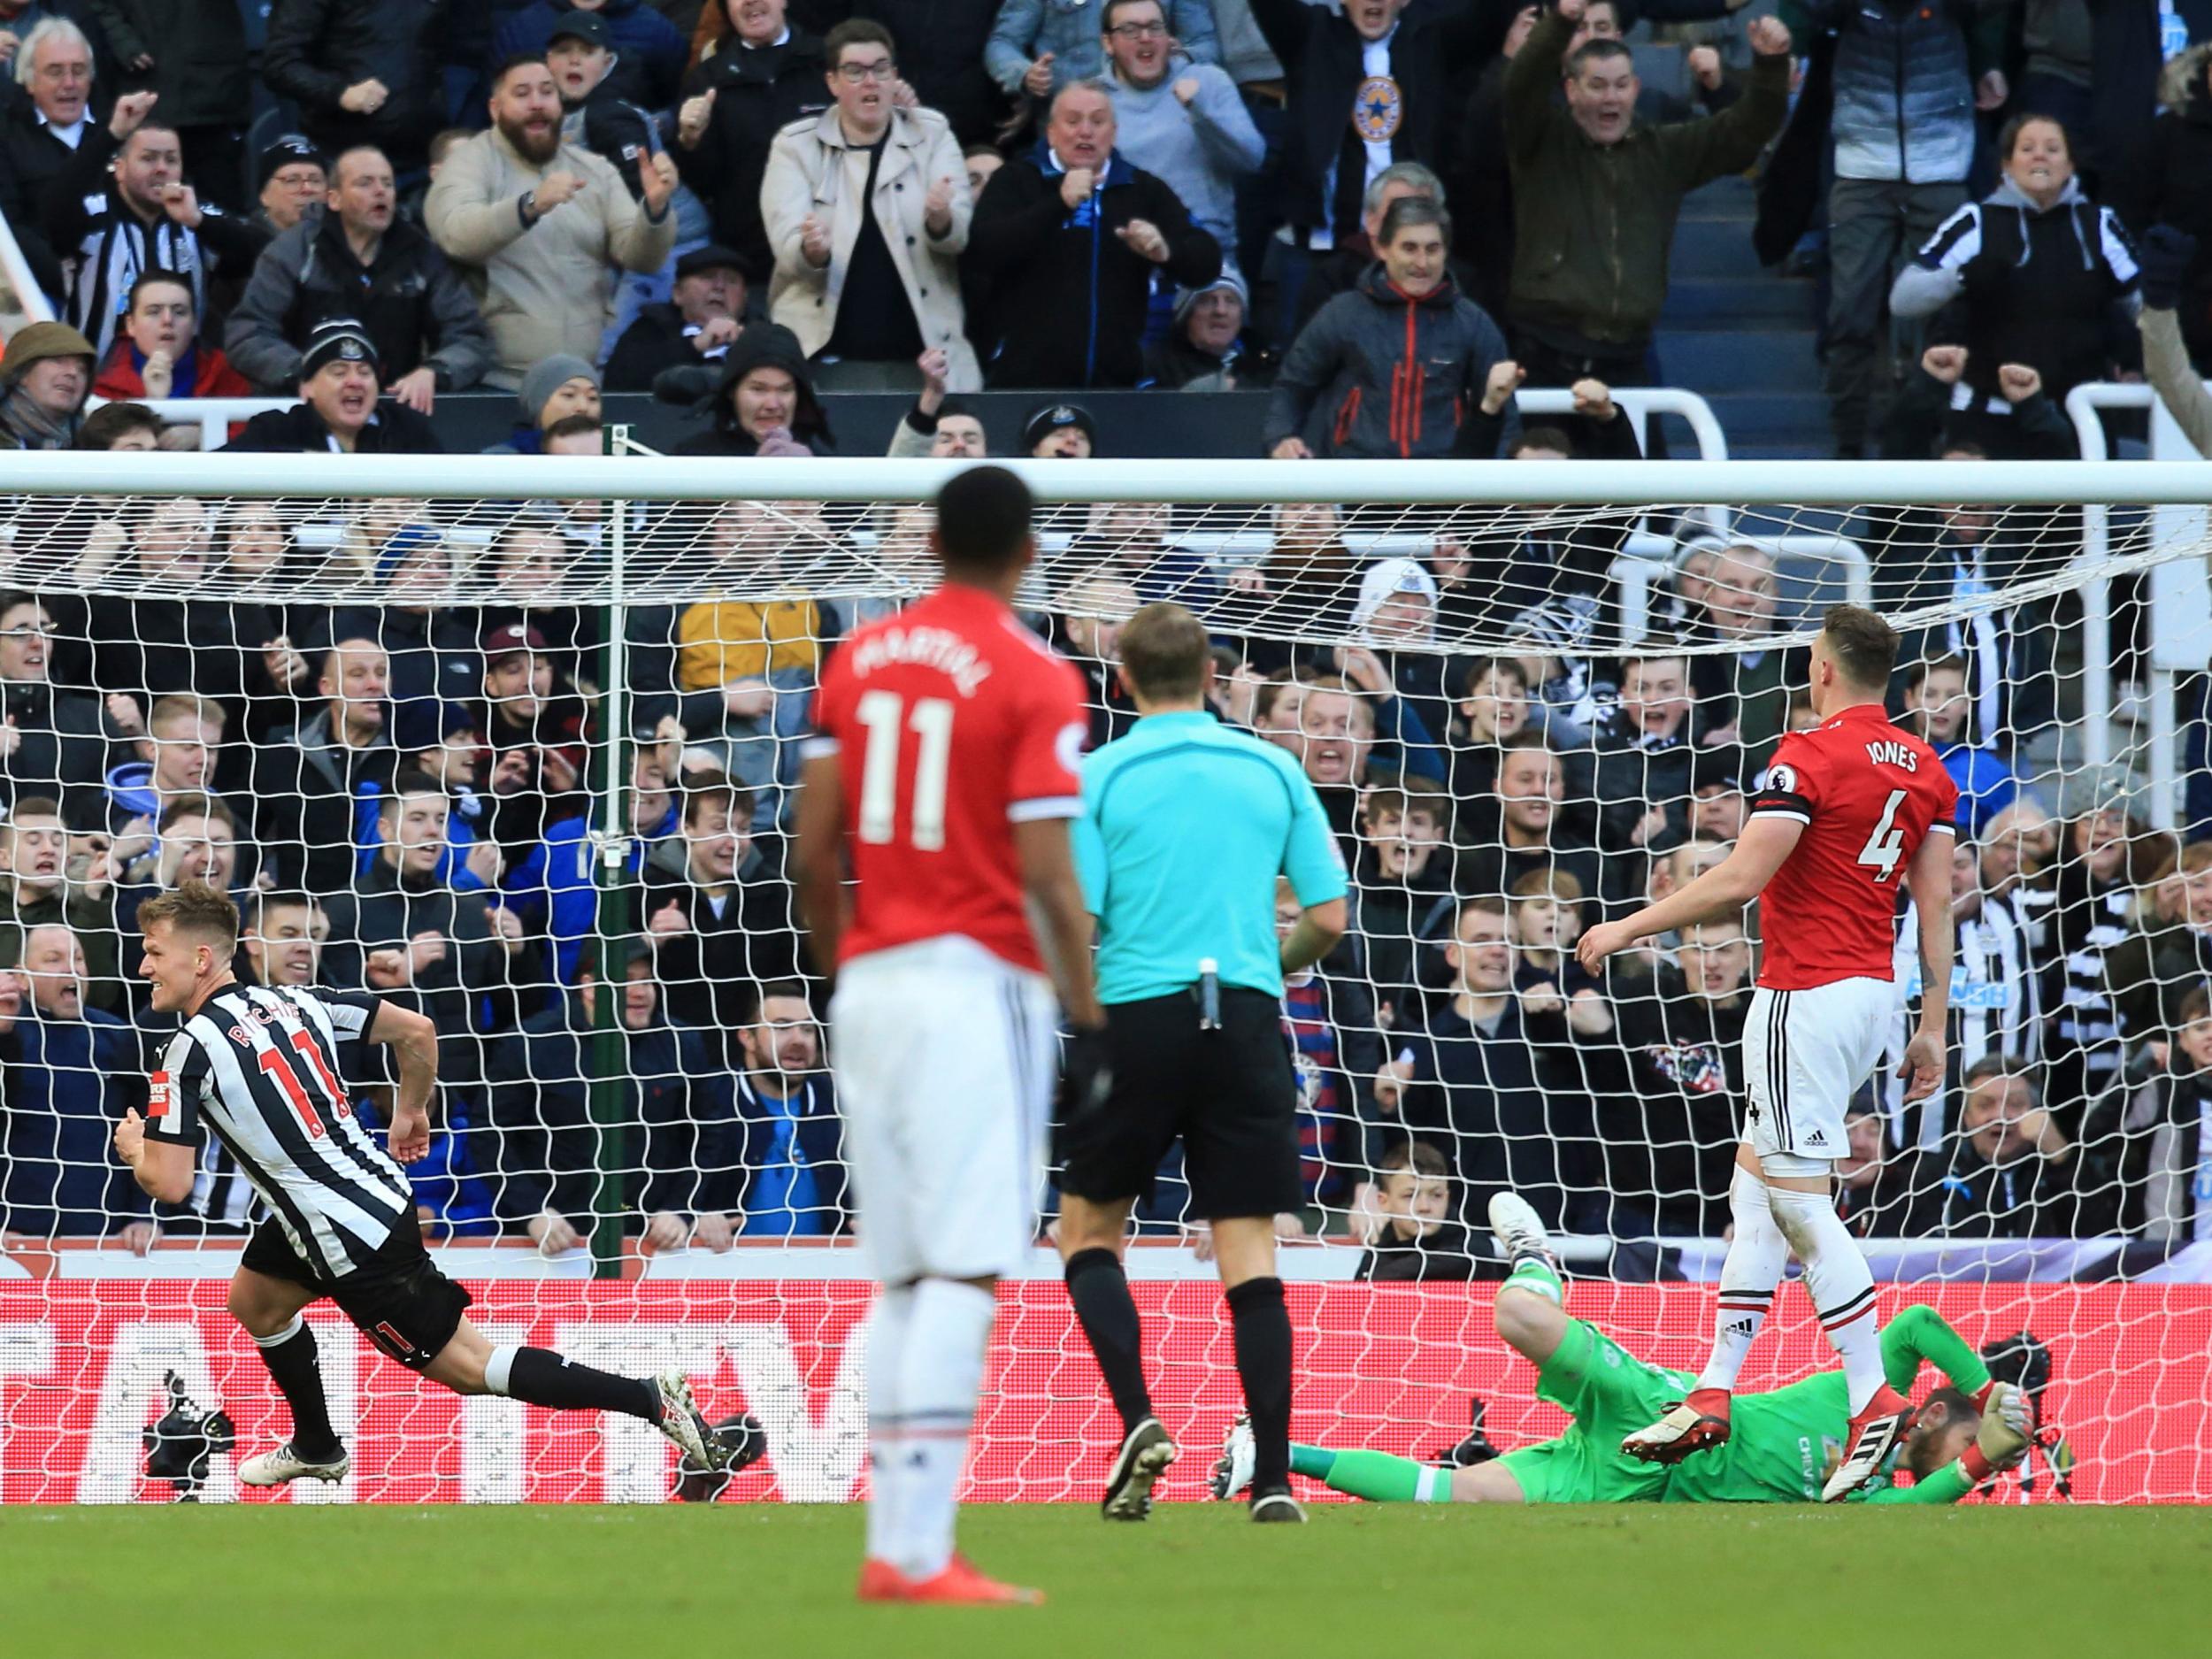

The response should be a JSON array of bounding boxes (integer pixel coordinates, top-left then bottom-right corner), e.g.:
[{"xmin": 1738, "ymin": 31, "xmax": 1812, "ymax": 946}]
[{"xmin": 1864, "ymin": 741, "xmax": 1919, "ymax": 772}]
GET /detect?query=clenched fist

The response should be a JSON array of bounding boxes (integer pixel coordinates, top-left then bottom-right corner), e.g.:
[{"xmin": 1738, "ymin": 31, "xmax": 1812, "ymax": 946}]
[
  {"xmin": 1997, "ymin": 362, "xmax": 2042, "ymax": 403},
  {"xmin": 1922, "ymin": 344, "xmax": 1968, "ymax": 384},
  {"xmin": 1481, "ymin": 357, "xmax": 1525, "ymax": 416},
  {"xmin": 800, "ymin": 214, "xmax": 832, "ymax": 266}
]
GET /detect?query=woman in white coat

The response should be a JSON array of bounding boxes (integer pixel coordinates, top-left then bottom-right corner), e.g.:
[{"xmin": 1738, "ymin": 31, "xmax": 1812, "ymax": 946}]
[{"xmin": 760, "ymin": 19, "xmax": 979, "ymax": 391}]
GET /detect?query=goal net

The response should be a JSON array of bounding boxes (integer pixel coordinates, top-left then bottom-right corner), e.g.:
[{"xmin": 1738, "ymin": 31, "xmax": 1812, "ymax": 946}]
[{"xmin": 0, "ymin": 452, "xmax": 2207, "ymax": 1505}]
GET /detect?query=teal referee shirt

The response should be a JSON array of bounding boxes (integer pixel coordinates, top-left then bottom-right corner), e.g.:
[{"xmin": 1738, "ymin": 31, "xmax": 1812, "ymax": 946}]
[{"xmin": 1073, "ymin": 710, "xmax": 1349, "ymax": 1004}]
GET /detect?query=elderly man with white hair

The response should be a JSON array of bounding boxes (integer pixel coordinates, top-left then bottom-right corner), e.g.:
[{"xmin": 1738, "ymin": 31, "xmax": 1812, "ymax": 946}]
[{"xmin": 0, "ymin": 16, "xmax": 100, "ymax": 303}]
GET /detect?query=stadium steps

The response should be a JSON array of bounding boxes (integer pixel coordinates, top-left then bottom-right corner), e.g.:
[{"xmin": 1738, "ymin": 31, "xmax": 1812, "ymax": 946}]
[{"xmin": 1657, "ymin": 175, "xmax": 1829, "ymax": 460}]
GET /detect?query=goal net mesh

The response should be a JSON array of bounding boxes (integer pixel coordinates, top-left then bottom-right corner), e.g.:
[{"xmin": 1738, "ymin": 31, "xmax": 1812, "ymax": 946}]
[{"xmin": 0, "ymin": 477, "xmax": 2207, "ymax": 1504}]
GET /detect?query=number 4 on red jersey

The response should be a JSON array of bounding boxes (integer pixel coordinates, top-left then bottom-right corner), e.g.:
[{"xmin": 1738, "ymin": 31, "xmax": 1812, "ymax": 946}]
[{"xmin": 1750, "ymin": 705, "xmax": 1960, "ymax": 991}]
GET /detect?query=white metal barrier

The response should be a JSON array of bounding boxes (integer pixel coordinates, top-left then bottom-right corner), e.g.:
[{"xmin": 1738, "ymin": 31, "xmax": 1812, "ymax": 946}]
[
  {"xmin": 0, "ymin": 206, "xmax": 55, "ymax": 333},
  {"xmin": 107, "ymin": 396, "xmax": 294, "ymax": 451},
  {"xmin": 1515, "ymin": 385, "xmax": 1731, "ymax": 466},
  {"xmin": 2064, "ymin": 381, "xmax": 2212, "ymax": 829}
]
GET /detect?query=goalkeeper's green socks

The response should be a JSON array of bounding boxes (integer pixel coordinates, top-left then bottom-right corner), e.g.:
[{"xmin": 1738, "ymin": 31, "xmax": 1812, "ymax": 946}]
[
  {"xmin": 1287, "ymin": 1445, "xmax": 1455, "ymax": 1503},
  {"xmin": 1502, "ymin": 1254, "xmax": 1564, "ymax": 1307}
]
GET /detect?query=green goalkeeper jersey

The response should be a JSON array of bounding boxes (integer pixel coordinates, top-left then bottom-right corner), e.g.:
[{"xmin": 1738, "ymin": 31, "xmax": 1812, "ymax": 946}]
[{"xmin": 1665, "ymin": 1306, "xmax": 1993, "ymax": 1505}]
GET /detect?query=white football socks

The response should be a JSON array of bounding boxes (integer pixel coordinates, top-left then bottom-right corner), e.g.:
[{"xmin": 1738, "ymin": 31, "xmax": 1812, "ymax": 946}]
[
  {"xmin": 1766, "ymin": 1184, "xmax": 1886, "ymax": 1414},
  {"xmin": 888, "ymin": 1278, "xmax": 995, "ymax": 1581},
  {"xmin": 1694, "ymin": 1164, "xmax": 1789, "ymax": 1394},
  {"xmin": 862, "ymin": 1283, "xmax": 915, "ymax": 1566}
]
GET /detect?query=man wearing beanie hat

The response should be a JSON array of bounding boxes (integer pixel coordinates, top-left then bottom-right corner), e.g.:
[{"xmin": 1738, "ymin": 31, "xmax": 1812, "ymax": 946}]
[
  {"xmin": 0, "ymin": 321, "xmax": 96, "ymax": 450},
  {"xmin": 227, "ymin": 144, "xmax": 492, "ymax": 404},
  {"xmin": 223, "ymin": 318, "xmax": 443, "ymax": 454},
  {"xmin": 252, "ymin": 136, "xmax": 327, "ymax": 237},
  {"xmin": 1023, "ymin": 400, "xmax": 1096, "ymax": 458},
  {"xmin": 1142, "ymin": 271, "xmax": 1271, "ymax": 391},
  {"xmin": 484, "ymin": 354, "xmax": 603, "ymax": 453}
]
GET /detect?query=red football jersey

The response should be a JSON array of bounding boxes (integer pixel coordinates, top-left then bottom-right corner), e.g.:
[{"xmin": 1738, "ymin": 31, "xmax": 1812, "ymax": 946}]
[
  {"xmin": 808, "ymin": 582, "xmax": 1088, "ymax": 973},
  {"xmin": 1748, "ymin": 703, "xmax": 1960, "ymax": 990}
]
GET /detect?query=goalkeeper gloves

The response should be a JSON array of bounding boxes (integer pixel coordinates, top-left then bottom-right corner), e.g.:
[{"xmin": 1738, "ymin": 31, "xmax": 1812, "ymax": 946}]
[{"xmin": 1960, "ymin": 1380, "xmax": 2031, "ymax": 1483}]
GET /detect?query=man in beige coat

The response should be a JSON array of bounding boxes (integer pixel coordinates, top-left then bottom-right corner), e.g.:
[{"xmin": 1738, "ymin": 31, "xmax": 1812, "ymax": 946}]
[
  {"xmin": 426, "ymin": 55, "xmax": 678, "ymax": 390},
  {"xmin": 760, "ymin": 19, "xmax": 976, "ymax": 392}
]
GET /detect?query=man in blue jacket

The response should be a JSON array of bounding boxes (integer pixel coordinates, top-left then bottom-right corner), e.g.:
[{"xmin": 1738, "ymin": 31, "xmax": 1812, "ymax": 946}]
[
  {"xmin": 1264, "ymin": 196, "xmax": 1520, "ymax": 458},
  {"xmin": 0, "ymin": 924, "xmax": 150, "ymax": 1244},
  {"xmin": 964, "ymin": 80, "xmax": 1221, "ymax": 388}
]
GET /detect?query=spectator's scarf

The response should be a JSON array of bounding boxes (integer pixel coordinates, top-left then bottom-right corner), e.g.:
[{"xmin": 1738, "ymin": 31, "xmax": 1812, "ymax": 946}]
[
  {"xmin": 125, "ymin": 340, "xmax": 200, "ymax": 395},
  {"xmin": 0, "ymin": 383, "xmax": 77, "ymax": 449}
]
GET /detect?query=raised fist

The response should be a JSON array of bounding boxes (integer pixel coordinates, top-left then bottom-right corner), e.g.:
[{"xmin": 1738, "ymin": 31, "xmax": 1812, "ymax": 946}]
[
  {"xmin": 1482, "ymin": 357, "xmax": 1525, "ymax": 416},
  {"xmin": 1922, "ymin": 344, "xmax": 1968, "ymax": 385},
  {"xmin": 1997, "ymin": 362, "xmax": 2042, "ymax": 403},
  {"xmin": 1746, "ymin": 16, "xmax": 1791, "ymax": 57}
]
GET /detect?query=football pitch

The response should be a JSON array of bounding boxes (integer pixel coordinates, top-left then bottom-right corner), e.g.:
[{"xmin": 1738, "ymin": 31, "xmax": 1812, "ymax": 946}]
[{"xmin": 3, "ymin": 1503, "xmax": 2205, "ymax": 1658}]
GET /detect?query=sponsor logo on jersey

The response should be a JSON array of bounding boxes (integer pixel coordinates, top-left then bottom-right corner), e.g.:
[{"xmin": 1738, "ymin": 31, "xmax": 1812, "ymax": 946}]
[{"xmin": 147, "ymin": 1070, "xmax": 172, "ymax": 1118}]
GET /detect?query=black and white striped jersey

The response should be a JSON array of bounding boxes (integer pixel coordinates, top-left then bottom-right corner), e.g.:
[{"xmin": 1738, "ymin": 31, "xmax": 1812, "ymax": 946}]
[{"xmin": 142, "ymin": 982, "xmax": 413, "ymax": 1278}]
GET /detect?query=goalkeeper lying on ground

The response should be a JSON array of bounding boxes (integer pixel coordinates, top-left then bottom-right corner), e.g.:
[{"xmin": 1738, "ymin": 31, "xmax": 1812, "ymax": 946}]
[{"xmin": 1214, "ymin": 1194, "xmax": 2030, "ymax": 1506}]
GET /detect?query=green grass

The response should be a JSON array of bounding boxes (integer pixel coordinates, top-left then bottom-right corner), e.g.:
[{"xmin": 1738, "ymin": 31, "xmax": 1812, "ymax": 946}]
[{"xmin": 4, "ymin": 1503, "xmax": 2207, "ymax": 1658}]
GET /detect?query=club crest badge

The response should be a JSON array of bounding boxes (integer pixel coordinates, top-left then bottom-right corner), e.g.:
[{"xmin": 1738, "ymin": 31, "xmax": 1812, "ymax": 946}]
[{"xmin": 1352, "ymin": 76, "xmax": 1402, "ymax": 144}]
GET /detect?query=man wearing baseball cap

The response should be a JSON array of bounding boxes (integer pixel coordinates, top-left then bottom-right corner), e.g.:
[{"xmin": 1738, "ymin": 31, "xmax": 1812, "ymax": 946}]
[
  {"xmin": 604, "ymin": 243, "xmax": 748, "ymax": 390},
  {"xmin": 223, "ymin": 318, "xmax": 443, "ymax": 454}
]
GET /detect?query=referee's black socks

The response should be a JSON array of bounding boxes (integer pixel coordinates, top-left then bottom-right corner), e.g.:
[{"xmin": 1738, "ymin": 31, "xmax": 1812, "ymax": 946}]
[
  {"xmin": 252, "ymin": 1317, "xmax": 343, "ymax": 1462},
  {"xmin": 1225, "ymin": 1275, "xmax": 1293, "ymax": 1493},
  {"xmin": 488, "ymin": 1346, "xmax": 661, "ymax": 1422},
  {"xmin": 1064, "ymin": 1248, "xmax": 1155, "ymax": 1435}
]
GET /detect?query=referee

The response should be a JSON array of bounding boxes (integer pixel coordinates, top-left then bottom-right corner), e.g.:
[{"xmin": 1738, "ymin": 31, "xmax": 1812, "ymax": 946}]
[{"xmin": 1057, "ymin": 601, "xmax": 1348, "ymax": 1524}]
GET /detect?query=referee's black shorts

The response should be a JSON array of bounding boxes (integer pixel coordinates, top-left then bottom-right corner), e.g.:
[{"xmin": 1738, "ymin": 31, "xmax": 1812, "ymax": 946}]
[
  {"xmin": 1056, "ymin": 986, "xmax": 1302, "ymax": 1220},
  {"xmin": 242, "ymin": 1217, "xmax": 473, "ymax": 1371}
]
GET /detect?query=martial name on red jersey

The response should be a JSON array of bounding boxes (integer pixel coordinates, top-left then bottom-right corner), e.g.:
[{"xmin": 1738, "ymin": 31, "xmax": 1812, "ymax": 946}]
[
  {"xmin": 806, "ymin": 582, "xmax": 1089, "ymax": 974},
  {"xmin": 1748, "ymin": 703, "xmax": 1960, "ymax": 991}
]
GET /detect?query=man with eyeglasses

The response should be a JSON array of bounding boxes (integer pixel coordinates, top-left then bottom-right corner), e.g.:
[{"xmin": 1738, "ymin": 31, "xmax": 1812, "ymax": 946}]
[
  {"xmin": 761, "ymin": 18, "xmax": 975, "ymax": 391},
  {"xmin": 987, "ymin": 0, "xmax": 1220, "ymax": 104},
  {"xmin": 0, "ymin": 593, "xmax": 108, "ymax": 828},
  {"xmin": 1102, "ymin": 0, "xmax": 1263, "ymax": 257}
]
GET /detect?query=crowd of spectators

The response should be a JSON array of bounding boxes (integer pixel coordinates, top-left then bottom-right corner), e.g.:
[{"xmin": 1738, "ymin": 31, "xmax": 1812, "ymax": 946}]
[
  {"xmin": 0, "ymin": 0, "xmax": 2193, "ymax": 457},
  {"xmin": 0, "ymin": 472, "xmax": 2197, "ymax": 1277},
  {"xmin": 0, "ymin": 0, "xmax": 2208, "ymax": 1278}
]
